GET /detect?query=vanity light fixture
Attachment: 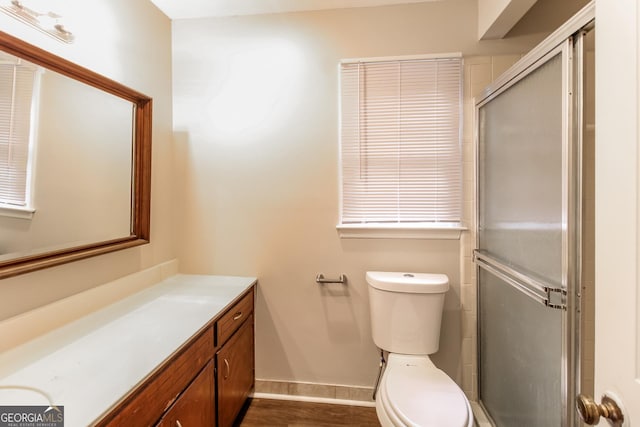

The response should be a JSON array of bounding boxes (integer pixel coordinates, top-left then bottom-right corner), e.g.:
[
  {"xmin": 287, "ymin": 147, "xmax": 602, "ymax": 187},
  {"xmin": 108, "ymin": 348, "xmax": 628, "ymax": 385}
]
[{"xmin": 0, "ymin": 0, "xmax": 74, "ymax": 43}]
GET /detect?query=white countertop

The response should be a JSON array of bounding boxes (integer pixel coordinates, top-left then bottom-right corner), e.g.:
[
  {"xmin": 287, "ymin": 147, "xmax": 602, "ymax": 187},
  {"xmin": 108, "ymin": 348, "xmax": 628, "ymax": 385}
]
[{"xmin": 0, "ymin": 273, "xmax": 257, "ymax": 426}]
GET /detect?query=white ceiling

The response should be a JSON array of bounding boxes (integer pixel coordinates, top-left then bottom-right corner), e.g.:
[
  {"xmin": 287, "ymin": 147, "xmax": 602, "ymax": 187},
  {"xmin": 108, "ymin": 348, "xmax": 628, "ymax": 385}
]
[{"xmin": 149, "ymin": 0, "xmax": 440, "ymax": 20}]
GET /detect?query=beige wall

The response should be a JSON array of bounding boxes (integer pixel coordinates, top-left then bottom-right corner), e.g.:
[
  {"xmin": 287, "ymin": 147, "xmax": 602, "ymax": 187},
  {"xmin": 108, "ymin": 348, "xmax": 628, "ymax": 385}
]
[
  {"xmin": 172, "ymin": 0, "xmax": 548, "ymax": 393},
  {"xmin": 0, "ymin": 0, "xmax": 174, "ymax": 320},
  {"xmin": 0, "ymin": 0, "xmax": 593, "ymax": 401}
]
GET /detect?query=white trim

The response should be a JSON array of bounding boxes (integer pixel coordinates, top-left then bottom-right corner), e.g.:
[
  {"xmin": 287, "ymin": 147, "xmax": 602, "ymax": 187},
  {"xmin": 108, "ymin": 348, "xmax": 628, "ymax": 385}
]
[
  {"xmin": 0, "ymin": 203, "xmax": 35, "ymax": 219},
  {"xmin": 250, "ymin": 392, "xmax": 376, "ymax": 408},
  {"xmin": 337, "ymin": 223, "xmax": 465, "ymax": 239},
  {"xmin": 341, "ymin": 52, "xmax": 462, "ymax": 64}
]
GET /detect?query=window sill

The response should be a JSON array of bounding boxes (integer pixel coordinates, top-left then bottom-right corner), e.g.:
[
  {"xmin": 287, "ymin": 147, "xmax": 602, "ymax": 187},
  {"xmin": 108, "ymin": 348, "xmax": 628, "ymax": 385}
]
[
  {"xmin": 0, "ymin": 204, "xmax": 35, "ymax": 220},
  {"xmin": 336, "ymin": 223, "xmax": 466, "ymax": 240}
]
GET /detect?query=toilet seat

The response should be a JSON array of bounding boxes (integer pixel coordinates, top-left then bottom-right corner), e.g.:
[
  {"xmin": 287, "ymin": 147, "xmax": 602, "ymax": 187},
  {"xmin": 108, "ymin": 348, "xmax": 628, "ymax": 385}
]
[{"xmin": 377, "ymin": 354, "xmax": 473, "ymax": 427}]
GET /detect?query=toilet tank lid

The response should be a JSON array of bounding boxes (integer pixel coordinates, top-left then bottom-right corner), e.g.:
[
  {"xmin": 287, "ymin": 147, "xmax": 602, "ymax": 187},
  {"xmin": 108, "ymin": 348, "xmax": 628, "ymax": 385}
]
[{"xmin": 366, "ymin": 271, "xmax": 449, "ymax": 293}]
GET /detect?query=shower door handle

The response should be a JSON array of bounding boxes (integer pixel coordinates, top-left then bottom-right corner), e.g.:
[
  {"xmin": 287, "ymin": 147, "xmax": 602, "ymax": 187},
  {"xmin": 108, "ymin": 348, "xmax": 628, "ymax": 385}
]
[
  {"xmin": 575, "ymin": 394, "xmax": 624, "ymax": 425},
  {"xmin": 473, "ymin": 250, "xmax": 567, "ymax": 310}
]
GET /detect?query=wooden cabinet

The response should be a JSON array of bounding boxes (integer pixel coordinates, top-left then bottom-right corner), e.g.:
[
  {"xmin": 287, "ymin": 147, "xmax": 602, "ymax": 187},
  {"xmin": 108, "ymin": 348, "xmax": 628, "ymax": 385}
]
[
  {"xmin": 98, "ymin": 286, "xmax": 255, "ymax": 427},
  {"xmin": 156, "ymin": 361, "xmax": 214, "ymax": 427},
  {"xmin": 216, "ymin": 290, "xmax": 254, "ymax": 346},
  {"xmin": 100, "ymin": 330, "xmax": 214, "ymax": 427},
  {"xmin": 216, "ymin": 315, "xmax": 254, "ymax": 427}
]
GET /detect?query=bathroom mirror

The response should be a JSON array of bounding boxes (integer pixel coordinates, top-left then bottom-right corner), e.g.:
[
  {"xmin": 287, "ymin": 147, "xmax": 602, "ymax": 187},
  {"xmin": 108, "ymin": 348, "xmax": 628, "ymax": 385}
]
[{"xmin": 0, "ymin": 31, "xmax": 151, "ymax": 279}]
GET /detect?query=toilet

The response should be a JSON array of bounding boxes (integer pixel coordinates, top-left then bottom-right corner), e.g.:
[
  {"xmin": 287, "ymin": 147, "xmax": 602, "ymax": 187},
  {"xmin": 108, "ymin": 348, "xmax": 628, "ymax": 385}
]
[{"xmin": 366, "ymin": 271, "xmax": 474, "ymax": 427}]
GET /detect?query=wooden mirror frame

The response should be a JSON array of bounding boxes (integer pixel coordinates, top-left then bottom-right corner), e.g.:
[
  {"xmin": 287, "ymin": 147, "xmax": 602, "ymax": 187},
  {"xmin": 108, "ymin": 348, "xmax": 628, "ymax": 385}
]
[{"xmin": 0, "ymin": 31, "xmax": 152, "ymax": 279}]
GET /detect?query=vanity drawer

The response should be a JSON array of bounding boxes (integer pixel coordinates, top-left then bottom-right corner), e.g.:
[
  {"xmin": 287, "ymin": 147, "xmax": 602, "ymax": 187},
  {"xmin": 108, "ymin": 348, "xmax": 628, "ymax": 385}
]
[
  {"xmin": 156, "ymin": 361, "xmax": 214, "ymax": 427},
  {"xmin": 217, "ymin": 289, "xmax": 254, "ymax": 346},
  {"xmin": 101, "ymin": 327, "xmax": 214, "ymax": 427}
]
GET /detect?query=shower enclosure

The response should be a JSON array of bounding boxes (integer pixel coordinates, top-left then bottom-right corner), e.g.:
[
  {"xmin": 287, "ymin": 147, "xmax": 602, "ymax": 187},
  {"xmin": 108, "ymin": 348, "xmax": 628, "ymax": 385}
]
[{"xmin": 474, "ymin": 5, "xmax": 594, "ymax": 426}]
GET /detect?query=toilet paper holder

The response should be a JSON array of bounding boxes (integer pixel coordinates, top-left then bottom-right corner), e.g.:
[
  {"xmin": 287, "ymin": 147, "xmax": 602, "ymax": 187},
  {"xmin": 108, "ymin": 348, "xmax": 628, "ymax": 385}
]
[{"xmin": 315, "ymin": 273, "xmax": 347, "ymax": 285}]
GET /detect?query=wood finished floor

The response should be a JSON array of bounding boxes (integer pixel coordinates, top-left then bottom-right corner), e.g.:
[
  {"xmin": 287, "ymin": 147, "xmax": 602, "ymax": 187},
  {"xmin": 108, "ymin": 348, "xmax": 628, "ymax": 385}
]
[{"xmin": 235, "ymin": 398, "xmax": 382, "ymax": 427}]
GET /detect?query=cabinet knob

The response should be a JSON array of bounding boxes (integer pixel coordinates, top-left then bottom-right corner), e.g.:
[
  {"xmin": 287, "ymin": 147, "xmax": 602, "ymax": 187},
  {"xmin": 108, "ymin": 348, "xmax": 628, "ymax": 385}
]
[
  {"xmin": 175, "ymin": 420, "xmax": 183, "ymax": 427},
  {"xmin": 233, "ymin": 311, "xmax": 243, "ymax": 321}
]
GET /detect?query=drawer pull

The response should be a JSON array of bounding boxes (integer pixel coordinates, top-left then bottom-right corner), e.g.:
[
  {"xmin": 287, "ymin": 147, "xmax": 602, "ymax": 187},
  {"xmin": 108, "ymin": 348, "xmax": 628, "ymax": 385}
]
[
  {"xmin": 224, "ymin": 358, "xmax": 230, "ymax": 380},
  {"xmin": 176, "ymin": 421, "xmax": 183, "ymax": 427},
  {"xmin": 233, "ymin": 312, "xmax": 243, "ymax": 321}
]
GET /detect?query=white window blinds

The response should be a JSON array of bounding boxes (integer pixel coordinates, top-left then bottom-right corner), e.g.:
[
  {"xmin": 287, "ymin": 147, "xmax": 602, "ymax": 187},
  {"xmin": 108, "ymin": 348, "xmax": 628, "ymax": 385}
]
[
  {"xmin": 340, "ymin": 56, "xmax": 462, "ymax": 225},
  {"xmin": 0, "ymin": 57, "xmax": 37, "ymax": 206}
]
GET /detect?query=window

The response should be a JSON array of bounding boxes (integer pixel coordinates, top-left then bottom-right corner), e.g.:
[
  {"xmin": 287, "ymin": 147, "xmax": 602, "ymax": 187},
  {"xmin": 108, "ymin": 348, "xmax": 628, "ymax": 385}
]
[
  {"xmin": 0, "ymin": 53, "xmax": 38, "ymax": 216},
  {"xmin": 339, "ymin": 54, "xmax": 463, "ymax": 238}
]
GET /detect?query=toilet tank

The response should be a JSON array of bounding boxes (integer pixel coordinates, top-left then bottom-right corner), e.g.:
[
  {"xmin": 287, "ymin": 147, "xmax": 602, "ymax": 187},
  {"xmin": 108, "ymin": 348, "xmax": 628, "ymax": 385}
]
[{"xmin": 367, "ymin": 271, "xmax": 449, "ymax": 355}]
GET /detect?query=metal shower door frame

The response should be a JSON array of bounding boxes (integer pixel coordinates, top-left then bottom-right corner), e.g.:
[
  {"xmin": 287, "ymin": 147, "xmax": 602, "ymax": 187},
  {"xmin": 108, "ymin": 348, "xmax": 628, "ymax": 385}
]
[{"xmin": 473, "ymin": 4, "xmax": 595, "ymax": 426}]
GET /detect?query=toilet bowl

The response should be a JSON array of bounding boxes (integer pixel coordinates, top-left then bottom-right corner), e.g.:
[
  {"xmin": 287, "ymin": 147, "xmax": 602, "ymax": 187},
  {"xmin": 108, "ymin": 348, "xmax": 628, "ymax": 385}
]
[
  {"xmin": 376, "ymin": 354, "xmax": 473, "ymax": 427},
  {"xmin": 366, "ymin": 271, "xmax": 474, "ymax": 427}
]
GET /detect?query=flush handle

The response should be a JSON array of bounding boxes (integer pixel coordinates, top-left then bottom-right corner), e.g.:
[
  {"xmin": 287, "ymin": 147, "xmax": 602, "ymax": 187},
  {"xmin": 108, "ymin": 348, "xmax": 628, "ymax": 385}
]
[{"xmin": 576, "ymin": 394, "xmax": 624, "ymax": 425}]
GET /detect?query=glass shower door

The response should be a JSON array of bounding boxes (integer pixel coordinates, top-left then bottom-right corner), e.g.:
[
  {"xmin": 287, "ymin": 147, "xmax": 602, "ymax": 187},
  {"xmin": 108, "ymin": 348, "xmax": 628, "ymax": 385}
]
[{"xmin": 475, "ymin": 40, "xmax": 574, "ymax": 427}]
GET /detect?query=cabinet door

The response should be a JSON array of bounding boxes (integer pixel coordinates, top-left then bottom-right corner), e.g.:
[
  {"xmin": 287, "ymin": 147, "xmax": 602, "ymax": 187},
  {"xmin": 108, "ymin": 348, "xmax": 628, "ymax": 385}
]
[
  {"xmin": 157, "ymin": 361, "xmax": 215, "ymax": 427},
  {"xmin": 216, "ymin": 316, "xmax": 254, "ymax": 427},
  {"xmin": 102, "ymin": 329, "xmax": 214, "ymax": 427}
]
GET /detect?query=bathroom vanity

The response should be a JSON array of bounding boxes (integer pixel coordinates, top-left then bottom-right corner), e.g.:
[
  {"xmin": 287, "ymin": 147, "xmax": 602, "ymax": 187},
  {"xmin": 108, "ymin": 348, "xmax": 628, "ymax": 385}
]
[{"xmin": 0, "ymin": 273, "xmax": 257, "ymax": 427}]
